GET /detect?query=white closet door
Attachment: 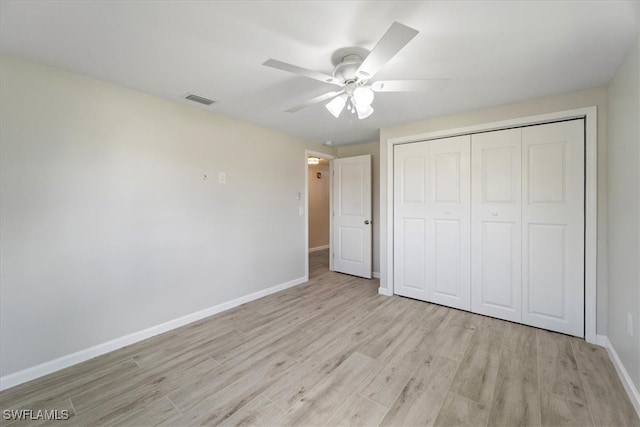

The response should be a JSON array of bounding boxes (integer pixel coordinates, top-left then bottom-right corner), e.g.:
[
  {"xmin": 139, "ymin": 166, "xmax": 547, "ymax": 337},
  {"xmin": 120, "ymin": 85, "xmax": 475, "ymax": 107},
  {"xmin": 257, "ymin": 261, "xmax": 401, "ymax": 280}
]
[
  {"xmin": 522, "ymin": 120, "xmax": 584, "ymax": 337},
  {"xmin": 394, "ymin": 141, "xmax": 430, "ymax": 300},
  {"xmin": 426, "ymin": 136, "xmax": 471, "ymax": 310},
  {"xmin": 394, "ymin": 135, "xmax": 471, "ymax": 309},
  {"xmin": 471, "ymin": 128, "xmax": 522, "ymax": 322}
]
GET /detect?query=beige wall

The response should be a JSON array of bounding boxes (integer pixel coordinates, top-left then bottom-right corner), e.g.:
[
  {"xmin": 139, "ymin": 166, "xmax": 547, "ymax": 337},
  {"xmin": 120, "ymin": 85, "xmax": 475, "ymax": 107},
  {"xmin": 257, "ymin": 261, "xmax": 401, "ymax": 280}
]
[
  {"xmin": 379, "ymin": 86, "xmax": 609, "ymax": 334},
  {"xmin": 607, "ymin": 34, "xmax": 640, "ymax": 392},
  {"xmin": 308, "ymin": 161, "xmax": 330, "ymax": 250},
  {"xmin": 0, "ymin": 54, "xmax": 336, "ymax": 378},
  {"xmin": 337, "ymin": 141, "xmax": 380, "ymax": 275}
]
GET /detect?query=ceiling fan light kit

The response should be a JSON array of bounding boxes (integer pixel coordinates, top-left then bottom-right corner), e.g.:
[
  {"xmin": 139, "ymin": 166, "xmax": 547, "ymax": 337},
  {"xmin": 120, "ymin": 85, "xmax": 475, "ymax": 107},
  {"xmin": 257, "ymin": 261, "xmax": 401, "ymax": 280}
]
[
  {"xmin": 326, "ymin": 94, "xmax": 348, "ymax": 118},
  {"xmin": 263, "ymin": 21, "xmax": 445, "ymax": 121}
]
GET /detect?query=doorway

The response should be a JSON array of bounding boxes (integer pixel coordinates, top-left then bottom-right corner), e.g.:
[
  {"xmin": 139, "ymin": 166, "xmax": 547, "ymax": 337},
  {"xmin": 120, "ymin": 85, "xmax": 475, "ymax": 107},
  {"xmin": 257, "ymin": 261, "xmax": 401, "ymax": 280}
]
[{"xmin": 305, "ymin": 150, "xmax": 335, "ymax": 280}]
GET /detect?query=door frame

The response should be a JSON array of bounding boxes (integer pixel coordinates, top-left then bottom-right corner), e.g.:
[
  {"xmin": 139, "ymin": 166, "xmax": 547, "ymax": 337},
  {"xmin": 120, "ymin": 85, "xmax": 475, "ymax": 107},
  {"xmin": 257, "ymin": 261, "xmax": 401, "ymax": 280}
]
[
  {"xmin": 381, "ymin": 106, "xmax": 598, "ymax": 343},
  {"xmin": 304, "ymin": 149, "xmax": 336, "ymax": 279}
]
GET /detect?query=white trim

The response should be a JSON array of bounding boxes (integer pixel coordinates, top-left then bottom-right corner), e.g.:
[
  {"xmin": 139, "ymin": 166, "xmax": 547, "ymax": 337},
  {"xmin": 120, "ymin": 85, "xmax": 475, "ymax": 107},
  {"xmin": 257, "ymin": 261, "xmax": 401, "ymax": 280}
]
[
  {"xmin": 383, "ymin": 106, "xmax": 598, "ymax": 343},
  {"xmin": 596, "ymin": 335, "xmax": 640, "ymax": 418},
  {"xmin": 378, "ymin": 286, "xmax": 393, "ymax": 296},
  {"xmin": 373, "ymin": 271, "xmax": 380, "ymax": 279},
  {"xmin": 309, "ymin": 245, "xmax": 330, "ymax": 253},
  {"xmin": 304, "ymin": 149, "xmax": 336, "ymax": 279},
  {"xmin": 329, "ymin": 160, "xmax": 334, "ymax": 272},
  {"xmin": 584, "ymin": 110, "xmax": 598, "ymax": 344},
  {"xmin": 0, "ymin": 276, "xmax": 307, "ymax": 392}
]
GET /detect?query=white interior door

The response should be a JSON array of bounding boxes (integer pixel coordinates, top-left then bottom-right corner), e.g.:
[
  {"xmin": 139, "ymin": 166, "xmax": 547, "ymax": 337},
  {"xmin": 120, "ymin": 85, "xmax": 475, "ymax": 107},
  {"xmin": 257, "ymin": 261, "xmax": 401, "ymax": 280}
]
[
  {"xmin": 471, "ymin": 128, "xmax": 522, "ymax": 322},
  {"xmin": 332, "ymin": 155, "xmax": 372, "ymax": 278},
  {"xmin": 394, "ymin": 136, "xmax": 471, "ymax": 310},
  {"xmin": 522, "ymin": 120, "xmax": 584, "ymax": 337}
]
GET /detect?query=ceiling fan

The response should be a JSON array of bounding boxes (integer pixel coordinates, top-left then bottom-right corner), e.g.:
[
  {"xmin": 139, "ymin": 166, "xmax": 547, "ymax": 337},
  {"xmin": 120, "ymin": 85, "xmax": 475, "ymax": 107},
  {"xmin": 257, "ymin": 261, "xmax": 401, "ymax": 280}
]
[{"xmin": 263, "ymin": 22, "xmax": 445, "ymax": 120}]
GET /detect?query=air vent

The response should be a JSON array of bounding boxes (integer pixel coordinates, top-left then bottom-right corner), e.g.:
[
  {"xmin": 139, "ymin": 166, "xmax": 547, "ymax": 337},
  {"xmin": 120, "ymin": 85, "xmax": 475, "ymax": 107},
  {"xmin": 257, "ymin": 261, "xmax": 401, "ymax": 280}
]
[{"xmin": 185, "ymin": 94, "xmax": 215, "ymax": 106}]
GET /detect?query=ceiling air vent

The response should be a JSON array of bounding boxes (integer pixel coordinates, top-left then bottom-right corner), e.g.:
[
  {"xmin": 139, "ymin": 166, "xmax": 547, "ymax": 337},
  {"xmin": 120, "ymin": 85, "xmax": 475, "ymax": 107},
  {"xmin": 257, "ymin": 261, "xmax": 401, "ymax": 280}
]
[{"xmin": 185, "ymin": 93, "xmax": 215, "ymax": 106}]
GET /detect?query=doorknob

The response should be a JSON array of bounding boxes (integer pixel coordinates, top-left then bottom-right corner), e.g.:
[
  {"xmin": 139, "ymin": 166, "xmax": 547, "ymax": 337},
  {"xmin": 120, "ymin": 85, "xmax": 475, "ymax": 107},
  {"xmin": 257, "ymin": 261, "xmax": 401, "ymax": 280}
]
[{"xmin": 364, "ymin": 220, "xmax": 370, "ymax": 225}]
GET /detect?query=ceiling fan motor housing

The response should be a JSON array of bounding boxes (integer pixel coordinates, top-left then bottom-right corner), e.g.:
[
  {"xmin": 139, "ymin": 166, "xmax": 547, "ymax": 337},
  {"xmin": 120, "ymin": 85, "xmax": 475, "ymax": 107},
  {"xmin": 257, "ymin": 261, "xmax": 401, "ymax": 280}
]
[{"xmin": 332, "ymin": 54, "xmax": 363, "ymax": 83}]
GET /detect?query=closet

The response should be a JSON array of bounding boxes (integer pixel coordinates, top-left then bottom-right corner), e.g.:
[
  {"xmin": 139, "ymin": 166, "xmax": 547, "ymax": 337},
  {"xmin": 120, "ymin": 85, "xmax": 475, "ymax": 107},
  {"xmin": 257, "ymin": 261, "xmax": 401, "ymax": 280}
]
[{"xmin": 393, "ymin": 119, "xmax": 585, "ymax": 337}]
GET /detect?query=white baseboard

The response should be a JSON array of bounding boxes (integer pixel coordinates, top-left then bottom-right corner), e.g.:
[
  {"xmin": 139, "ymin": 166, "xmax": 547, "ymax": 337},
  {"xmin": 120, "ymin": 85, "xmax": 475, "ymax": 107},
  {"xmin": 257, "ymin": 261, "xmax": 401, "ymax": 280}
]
[
  {"xmin": 378, "ymin": 287, "xmax": 393, "ymax": 296},
  {"xmin": 372, "ymin": 271, "xmax": 380, "ymax": 279},
  {"xmin": 0, "ymin": 276, "xmax": 308, "ymax": 392},
  {"xmin": 309, "ymin": 245, "xmax": 329, "ymax": 253},
  {"xmin": 596, "ymin": 334, "xmax": 640, "ymax": 418}
]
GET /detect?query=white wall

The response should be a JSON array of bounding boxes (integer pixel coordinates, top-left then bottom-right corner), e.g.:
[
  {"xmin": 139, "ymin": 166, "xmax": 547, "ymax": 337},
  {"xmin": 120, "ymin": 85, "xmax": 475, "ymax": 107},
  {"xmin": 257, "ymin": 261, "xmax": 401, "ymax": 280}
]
[
  {"xmin": 379, "ymin": 87, "xmax": 610, "ymax": 334},
  {"xmin": 0, "ymin": 54, "xmax": 335, "ymax": 378},
  {"xmin": 337, "ymin": 141, "xmax": 380, "ymax": 275},
  {"xmin": 607, "ymin": 34, "xmax": 640, "ymax": 393}
]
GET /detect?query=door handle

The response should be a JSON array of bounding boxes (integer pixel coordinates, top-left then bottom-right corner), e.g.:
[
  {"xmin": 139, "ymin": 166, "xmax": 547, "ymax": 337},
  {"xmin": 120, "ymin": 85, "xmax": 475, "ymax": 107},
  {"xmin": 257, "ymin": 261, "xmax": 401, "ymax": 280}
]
[{"xmin": 364, "ymin": 220, "xmax": 370, "ymax": 225}]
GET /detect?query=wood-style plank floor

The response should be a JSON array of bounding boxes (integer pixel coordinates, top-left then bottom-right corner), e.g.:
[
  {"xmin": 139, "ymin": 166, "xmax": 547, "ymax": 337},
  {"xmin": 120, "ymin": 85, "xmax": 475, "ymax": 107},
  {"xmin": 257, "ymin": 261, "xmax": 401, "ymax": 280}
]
[{"xmin": 1, "ymin": 249, "xmax": 638, "ymax": 426}]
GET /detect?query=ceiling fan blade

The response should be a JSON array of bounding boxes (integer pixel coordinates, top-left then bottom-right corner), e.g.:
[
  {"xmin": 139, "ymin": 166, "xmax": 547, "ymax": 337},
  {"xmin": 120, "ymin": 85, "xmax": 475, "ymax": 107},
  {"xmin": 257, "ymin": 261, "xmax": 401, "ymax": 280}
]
[
  {"xmin": 263, "ymin": 59, "xmax": 343, "ymax": 87},
  {"xmin": 356, "ymin": 22, "xmax": 419, "ymax": 81},
  {"xmin": 285, "ymin": 90, "xmax": 344, "ymax": 113},
  {"xmin": 371, "ymin": 79, "xmax": 450, "ymax": 92}
]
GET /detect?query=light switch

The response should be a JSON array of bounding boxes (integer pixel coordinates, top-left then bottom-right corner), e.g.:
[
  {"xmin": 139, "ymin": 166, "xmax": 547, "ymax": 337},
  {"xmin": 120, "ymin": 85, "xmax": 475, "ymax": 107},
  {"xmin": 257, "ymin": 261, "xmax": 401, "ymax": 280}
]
[
  {"xmin": 298, "ymin": 206, "xmax": 304, "ymax": 216},
  {"xmin": 218, "ymin": 172, "xmax": 226, "ymax": 184}
]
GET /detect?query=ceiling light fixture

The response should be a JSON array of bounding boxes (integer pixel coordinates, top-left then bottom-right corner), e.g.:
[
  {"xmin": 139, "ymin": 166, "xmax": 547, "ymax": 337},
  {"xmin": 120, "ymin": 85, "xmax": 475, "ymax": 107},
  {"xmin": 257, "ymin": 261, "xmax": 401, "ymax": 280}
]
[
  {"xmin": 307, "ymin": 157, "xmax": 320, "ymax": 165},
  {"xmin": 326, "ymin": 94, "xmax": 348, "ymax": 118},
  {"xmin": 325, "ymin": 83, "xmax": 375, "ymax": 120}
]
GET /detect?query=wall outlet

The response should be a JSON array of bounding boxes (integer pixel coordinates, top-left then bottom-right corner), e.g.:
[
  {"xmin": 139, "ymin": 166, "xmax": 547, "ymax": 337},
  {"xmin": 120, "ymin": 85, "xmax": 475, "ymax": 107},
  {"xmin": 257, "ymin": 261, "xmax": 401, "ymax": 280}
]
[
  {"xmin": 218, "ymin": 172, "xmax": 226, "ymax": 184},
  {"xmin": 627, "ymin": 313, "xmax": 634, "ymax": 337}
]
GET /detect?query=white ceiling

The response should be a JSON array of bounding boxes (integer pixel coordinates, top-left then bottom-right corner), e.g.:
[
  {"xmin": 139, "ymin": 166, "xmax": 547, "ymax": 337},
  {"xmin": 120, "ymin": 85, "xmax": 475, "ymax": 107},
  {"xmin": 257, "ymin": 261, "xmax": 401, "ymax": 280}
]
[{"xmin": 1, "ymin": 1, "xmax": 638, "ymax": 146}]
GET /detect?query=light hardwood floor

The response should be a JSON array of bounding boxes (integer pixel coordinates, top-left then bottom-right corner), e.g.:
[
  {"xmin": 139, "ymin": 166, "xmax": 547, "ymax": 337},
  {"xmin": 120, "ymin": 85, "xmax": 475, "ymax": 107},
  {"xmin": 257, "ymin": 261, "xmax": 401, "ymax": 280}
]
[{"xmin": 1, "ymin": 249, "xmax": 638, "ymax": 426}]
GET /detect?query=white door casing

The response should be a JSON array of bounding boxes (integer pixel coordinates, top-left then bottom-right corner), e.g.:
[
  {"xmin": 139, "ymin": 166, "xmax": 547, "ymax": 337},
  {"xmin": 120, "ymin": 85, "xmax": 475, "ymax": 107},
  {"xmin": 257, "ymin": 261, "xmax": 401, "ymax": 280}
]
[
  {"xmin": 471, "ymin": 128, "xmax": 522, "ymax": 322},
  {"xmin": 332, "ymin": 155, "xmax": 372, "ymax": 278},
  {"xmin": 394, "ymin": 136, "xmax": 471, "ymax": 310},
  {"xmin": 521, "ymin": 120, "xmax": 585, "ymax": 337}
]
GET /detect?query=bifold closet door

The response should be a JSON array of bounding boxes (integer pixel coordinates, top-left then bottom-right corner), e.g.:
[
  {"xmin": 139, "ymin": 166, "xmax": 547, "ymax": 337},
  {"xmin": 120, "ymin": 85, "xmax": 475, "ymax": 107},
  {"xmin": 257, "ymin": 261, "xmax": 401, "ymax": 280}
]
[
  {"xmin": 394, "ymin": 136, "xmax": 471, "ymax": 310},
  {"xmin": 393, "ymin": 120, "xmax": 584, "ymax": 337},
  {"xmin": 522, "ymin": 120, "xmax": 584, "ymax": 337},
  {"xmin": 471, "ymin": 128, "xmax": 522, "ymax": 322},
  {"xmin": 394, "ymin": 141, "xmax": 430, "ymax": 301}
]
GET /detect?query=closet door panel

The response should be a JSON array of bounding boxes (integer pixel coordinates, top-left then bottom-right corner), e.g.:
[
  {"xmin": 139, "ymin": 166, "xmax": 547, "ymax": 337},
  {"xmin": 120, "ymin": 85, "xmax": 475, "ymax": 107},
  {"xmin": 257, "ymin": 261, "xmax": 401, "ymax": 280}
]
[
  {"xmin": 480, "ymin": 221, "xmax": 517, "ymax": 305},
  {"xmin": 426, "ymin": 136, "xmax": 471, "ymax": 310},
  {"xmin": 433, "ymin": 219, "xmax": 463, "ymax": 298},
  {"xmin": 522, "ymin": 120, "xmax": 584, "ymax": 337},
  {"xmin": 526, "ymin": 224, "xmax": 567, "ymax": 318},
  {"xmin": 393, "ymin": 141, "xmax": 430, "ymax": 300},
  {"xmin": 471, "ymin": 129, "xmax": 522, "ymax": 322}
]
